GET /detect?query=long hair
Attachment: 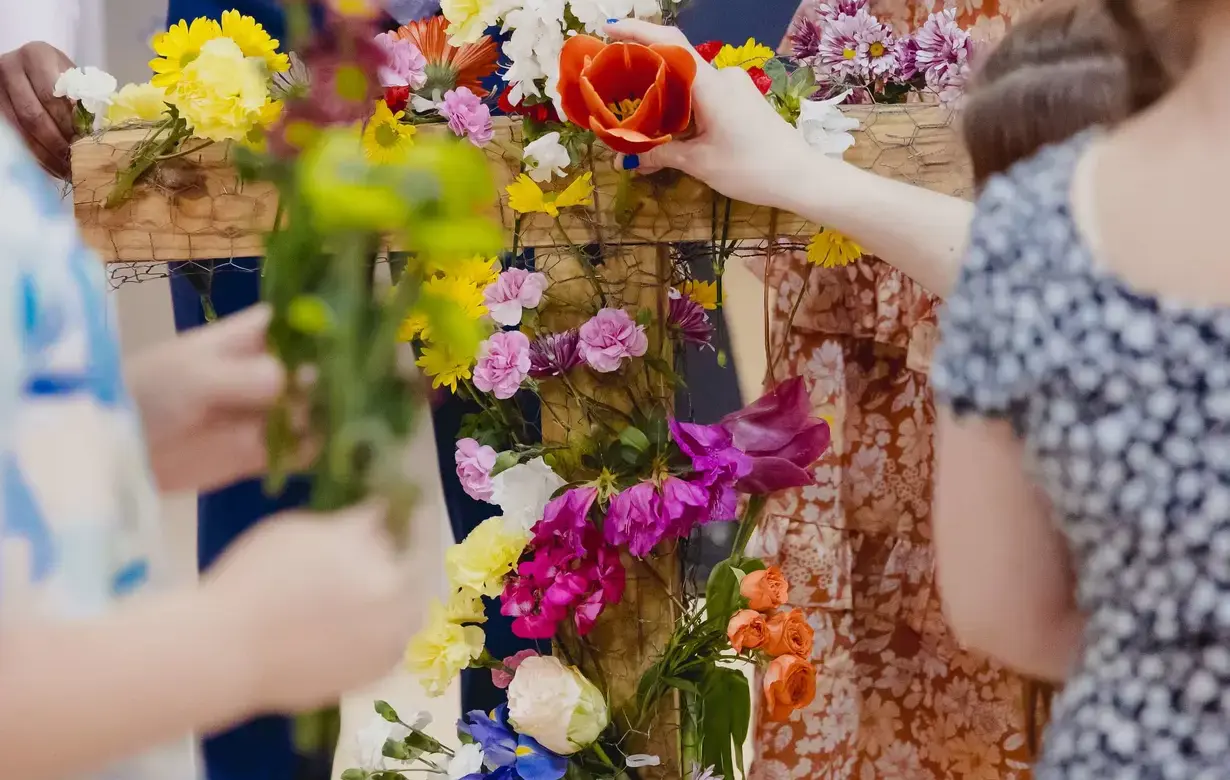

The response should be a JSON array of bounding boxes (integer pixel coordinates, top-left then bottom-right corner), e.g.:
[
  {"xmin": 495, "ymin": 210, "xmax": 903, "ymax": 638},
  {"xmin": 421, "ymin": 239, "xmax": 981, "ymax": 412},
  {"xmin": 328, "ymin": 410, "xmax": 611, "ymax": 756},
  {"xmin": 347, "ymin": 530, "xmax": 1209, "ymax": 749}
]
[{"xmin": 961, "ymin": 0, "xmax": 1134, "ymax": 188}]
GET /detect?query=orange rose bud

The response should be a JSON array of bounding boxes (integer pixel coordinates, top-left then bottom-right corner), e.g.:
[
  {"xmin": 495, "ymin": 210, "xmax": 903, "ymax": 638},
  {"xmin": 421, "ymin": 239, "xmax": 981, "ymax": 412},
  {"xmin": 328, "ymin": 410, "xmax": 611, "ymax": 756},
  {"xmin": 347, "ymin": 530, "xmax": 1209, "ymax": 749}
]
[
  {"xmin": 557, "ymin": 34, "xmax": 697, "ymax": 155},
  {"xmin": 763, "ymin": 653, "xmax": 816, "ymax": 722},
  {"xmin": 764, "ymin": 609, "xmax": 814, "ymax": 658},
  {"xmin": 739, "ymin": 566, "xmax": 789, "ymax": 612},
  {"xmin": 726, "ymin": 609, "xmax": 769, "ymax": 653}
]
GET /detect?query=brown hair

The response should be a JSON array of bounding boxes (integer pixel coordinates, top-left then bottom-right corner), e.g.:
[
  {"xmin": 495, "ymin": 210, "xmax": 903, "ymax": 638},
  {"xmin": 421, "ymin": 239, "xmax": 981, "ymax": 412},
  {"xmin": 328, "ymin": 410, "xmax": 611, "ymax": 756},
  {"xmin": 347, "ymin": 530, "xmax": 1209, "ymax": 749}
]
[{"xmin": 961, "ymin": 0, "xmax": 1133, "ymax": 187}]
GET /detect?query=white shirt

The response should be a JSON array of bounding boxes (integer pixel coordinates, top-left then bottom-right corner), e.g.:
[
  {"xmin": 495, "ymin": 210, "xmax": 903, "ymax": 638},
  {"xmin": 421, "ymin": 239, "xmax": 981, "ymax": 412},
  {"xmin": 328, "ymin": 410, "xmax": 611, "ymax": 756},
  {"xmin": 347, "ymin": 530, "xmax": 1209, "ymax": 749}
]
[{"xmin": 0, "ymin": 0, "xmax": 105, "ymax": 67}]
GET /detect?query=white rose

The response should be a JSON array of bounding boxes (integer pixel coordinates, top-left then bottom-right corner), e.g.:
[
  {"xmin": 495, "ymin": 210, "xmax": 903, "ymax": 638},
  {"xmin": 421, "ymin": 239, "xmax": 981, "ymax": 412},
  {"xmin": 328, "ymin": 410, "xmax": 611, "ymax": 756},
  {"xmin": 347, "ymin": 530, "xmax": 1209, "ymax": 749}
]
[
  {"xmin": 507, "ymin": 655, "xmax": 609, "ymax": 755},
  {"xmin": 797, "ymin": 91, "xmax": 860, "ymax": 158},
  {"xmin": 447, "ymin": 742, "xmax": 485, "ymax": 780},
  {"xmin": 53, "ymin": 66, "xmax": 118, "ymax": 118},
  {"xmin": 488, "ymin": 457, "xmax": 565, "ymax": 534},
  {"xmin": 523, "ymin": 131, "xmax": 571, "ymax": 183}
]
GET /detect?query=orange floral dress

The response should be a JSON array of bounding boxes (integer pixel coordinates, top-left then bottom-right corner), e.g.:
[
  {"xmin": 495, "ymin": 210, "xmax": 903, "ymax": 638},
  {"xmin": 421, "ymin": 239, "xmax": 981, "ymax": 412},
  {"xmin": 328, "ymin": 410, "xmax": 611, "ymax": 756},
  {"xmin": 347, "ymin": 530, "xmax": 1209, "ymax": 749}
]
[{"xmin": 749, "ymin": 3, "xmax": 1045, "ymax": 779}]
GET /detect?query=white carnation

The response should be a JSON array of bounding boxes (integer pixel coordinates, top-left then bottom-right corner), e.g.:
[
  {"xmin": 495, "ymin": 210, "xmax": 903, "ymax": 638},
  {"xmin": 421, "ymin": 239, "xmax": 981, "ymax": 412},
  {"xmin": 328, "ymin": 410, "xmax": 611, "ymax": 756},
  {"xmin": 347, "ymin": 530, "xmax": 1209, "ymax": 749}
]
[
  {"xmin": 488, "ymin": 457, "xmax": 566, "ymax": 533},
  {"xmin": 53, "ymin": 66, "xmax": 118, "ymax": 117}
]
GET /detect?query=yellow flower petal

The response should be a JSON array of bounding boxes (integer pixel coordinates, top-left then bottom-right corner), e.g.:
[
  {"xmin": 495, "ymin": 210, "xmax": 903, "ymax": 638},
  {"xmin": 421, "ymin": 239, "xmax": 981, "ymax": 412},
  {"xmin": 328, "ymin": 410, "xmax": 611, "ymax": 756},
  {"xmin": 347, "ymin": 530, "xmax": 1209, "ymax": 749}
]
[
  {"xmin": 806, "ymin": 228, "xmax": 863, "ymax": 268},
  {"xmin": 555, "ymin": 171, "xmax": 595, "ymax": 210},
  {"xmin": 404, "ymin": 602, "xmax": 486, "ymax": 696},
  {"xmin": 506, "ymin": 173, "xmax": 548, "ymax": 215},
  {"xmin": 712, "ymin": 38, "xmax": 774, "ymax": 70},
  {"xmin": 363, "ymin": 99, "xmax": 417, "ymax": 164},
  {"xmin": 679, "ymin": 280, "xmax": 720, "ymax": 310}
]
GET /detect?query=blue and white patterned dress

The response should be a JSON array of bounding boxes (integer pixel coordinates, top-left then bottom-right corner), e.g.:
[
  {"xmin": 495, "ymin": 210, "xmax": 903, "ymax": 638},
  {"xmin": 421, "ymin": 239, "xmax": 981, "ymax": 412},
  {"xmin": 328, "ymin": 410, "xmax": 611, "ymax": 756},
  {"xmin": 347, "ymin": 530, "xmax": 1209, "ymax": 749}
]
[{"xmin": 0, "ymin": 123, "xmax": 197, "ymax": 778}]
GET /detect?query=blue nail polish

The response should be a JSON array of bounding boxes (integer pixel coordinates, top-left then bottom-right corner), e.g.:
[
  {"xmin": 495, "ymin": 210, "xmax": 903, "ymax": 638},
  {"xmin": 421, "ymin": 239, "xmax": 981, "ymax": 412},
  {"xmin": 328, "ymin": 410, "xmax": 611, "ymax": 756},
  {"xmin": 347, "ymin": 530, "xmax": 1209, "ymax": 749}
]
[
  {"xmin": 607, "ymin": 17, "xmax": 619, "ymax": 24},
  {"xmin": 622, "ymin": 154, "xmax": 640, "ymax": 171}
]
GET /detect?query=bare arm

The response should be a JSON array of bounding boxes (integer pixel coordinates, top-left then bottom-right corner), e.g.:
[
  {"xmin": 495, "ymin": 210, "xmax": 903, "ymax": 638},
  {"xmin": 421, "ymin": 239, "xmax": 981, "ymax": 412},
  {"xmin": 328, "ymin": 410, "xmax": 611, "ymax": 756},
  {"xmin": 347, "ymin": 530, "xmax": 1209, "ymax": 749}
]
[
  {"xmin": 933, "ymin": 411, "xmax": 1084, "ymax": 681},
  {"xmin": 0, "ymin": 588, "xmax": 257, "ymax": 778},
  {"xmin": 774, "ymin": 153, "xmax": 973, "ymax": 296}
]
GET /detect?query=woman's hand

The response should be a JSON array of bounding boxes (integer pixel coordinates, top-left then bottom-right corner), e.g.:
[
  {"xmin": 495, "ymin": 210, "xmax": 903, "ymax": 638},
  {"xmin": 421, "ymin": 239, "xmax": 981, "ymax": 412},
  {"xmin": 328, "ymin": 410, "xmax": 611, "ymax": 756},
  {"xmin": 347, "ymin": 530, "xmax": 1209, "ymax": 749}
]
[
  {"xmin": 604, "ymin": 20, "xmax": 811, "ymax": 211},
  {"xmin": 127, "ymin": 305, "xmax": 295, "ymax": 494},
  {"xmin": 0, "ymin": 42, "xmax": 76, "ymax": 179}
]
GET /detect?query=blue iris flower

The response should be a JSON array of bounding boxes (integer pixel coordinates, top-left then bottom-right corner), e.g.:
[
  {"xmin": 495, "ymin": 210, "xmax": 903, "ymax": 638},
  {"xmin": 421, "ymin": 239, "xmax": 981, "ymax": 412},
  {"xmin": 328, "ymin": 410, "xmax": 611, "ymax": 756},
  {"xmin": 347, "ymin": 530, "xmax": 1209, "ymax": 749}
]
[{"xmin": 457, "ymin": 706, "xmax": 568, "ymax": 780}]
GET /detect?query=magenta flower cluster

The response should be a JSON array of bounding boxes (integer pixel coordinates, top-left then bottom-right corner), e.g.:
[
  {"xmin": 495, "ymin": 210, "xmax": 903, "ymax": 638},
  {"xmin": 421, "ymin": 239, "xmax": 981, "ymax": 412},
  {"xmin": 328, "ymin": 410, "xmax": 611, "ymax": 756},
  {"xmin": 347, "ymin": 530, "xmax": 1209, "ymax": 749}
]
[{"xmin": 791, "ymin": 1, "xmax": 973, "ymax": 105}]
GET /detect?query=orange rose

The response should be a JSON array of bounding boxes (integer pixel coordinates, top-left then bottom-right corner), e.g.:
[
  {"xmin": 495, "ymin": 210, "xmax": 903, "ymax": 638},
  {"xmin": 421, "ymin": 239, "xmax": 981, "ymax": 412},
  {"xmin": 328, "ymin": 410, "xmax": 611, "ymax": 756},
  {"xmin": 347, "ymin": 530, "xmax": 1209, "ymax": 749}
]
[
  {"xmin": 557, "ymin": 34, "xmax": 697, "ymax": 155},
  {"xmin": 764, "ymin": 609, "xmax": 814, "ymax": 658},
  {"xmin": 726, "ymin": 609, "xmax": 769, "ymax": 653},
  {"xmin": 763, "ymin": 654, "xmax": 816, "ymax": 722},
  {"xmin": 740, "ymin": 566, "xmax": 788, "ymax": 612}
]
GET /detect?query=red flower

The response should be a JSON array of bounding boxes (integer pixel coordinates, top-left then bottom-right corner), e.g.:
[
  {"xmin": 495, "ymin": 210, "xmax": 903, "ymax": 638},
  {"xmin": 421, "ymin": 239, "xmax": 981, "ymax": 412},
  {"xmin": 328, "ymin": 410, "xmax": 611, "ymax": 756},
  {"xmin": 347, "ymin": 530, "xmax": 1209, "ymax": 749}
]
[
  {"xmin": 384, "ymin": 85, "xmax": 411, "ymax": 113},
  {"xmin": 497, "ymin": 86, "xmax": 560, "ymax": 124},
  {"xmin": 558, "ymin": 34, "xmax": 698, "ymax": 155},
  {"xmin": 747, "ymin": 66, "xmax": 773, "ymax": 95},
  {"xmin": 695, "ymin": 40, "xmax": 723, "ymax": 63}
]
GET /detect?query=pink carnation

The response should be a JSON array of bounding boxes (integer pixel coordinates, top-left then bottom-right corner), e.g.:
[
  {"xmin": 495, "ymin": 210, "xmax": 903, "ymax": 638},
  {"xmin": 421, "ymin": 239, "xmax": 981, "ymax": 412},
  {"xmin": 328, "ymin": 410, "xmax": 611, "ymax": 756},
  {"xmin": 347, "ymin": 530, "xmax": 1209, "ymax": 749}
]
[
  {"xmin": 473, "ymin": 331, "xmax": 532, "ymax": 399},
  {"xmin": 491, "ymin": 649, "xmax": 539, "ymax": 689},
  {"xmin": 577, "ymin": 308, "xmax": 648, "ymax": 373},
  {"xmin": 374, "ymin": 32, "xmax": 427, "ymax": 90},
  {"xmin": 439, "ymin": 87, "xmax": 494, "ymax": 147},
  {"xmin": 455, "ymin": 438, "xmax": 498, "ymax": 502},
  {"xmin": 483, "ymin": 269, "xmax": 548, "ymax": 327}
]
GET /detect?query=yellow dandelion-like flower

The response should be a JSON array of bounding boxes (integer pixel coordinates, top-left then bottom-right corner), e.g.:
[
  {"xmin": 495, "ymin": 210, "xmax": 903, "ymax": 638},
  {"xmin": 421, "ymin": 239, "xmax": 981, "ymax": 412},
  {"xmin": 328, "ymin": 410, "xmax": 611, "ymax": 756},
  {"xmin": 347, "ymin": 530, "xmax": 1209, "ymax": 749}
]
[
  {"xmin": 149, "ymin": 17, "xmax": 223, "ymax": 88},
  {"xmin": 806, "ymin": 228, "xmax": 863, "ymax": 268},
  {"xmin": 399, "ymin": 311, "xmax": 430, "ymax": 342},
  {"xmin": 712, "ymin": 38, "xmax": 775, "ymax": 70},
  {"xmin": 506, "ymin": 172, "xmax": 594, "ymax": 217},
  {"xmin": 417, "ymin": 344, "xmax": 476, "ymax": 391},
  {"xmin": 425, "ymin": 274, "xmax": 488, "ymax": 320},
  {"xmin": 451, "ymin": 256, "xmax": 501, "ymax": 289},
  {"xmin": 362, "ymin": 100, "xmax": 417, "ymax": 163},
  {"xmin": 679, "ymin": 280, "xmax": 720, "ymax": 310},
  {"xmin": 221, "ymin": 10, "xmax": 290, "ymax": 74}
]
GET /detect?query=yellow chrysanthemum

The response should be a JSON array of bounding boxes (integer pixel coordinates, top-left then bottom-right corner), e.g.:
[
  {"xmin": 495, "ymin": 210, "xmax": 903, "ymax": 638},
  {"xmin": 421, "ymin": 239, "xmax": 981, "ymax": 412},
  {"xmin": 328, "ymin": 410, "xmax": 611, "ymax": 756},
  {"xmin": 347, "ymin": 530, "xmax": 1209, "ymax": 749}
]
[
  {"xmin": 712, "ymin": 38, "xmax": 774, "ymax": 70},
  {"xmin": 107, "ymin": 82, "xmax": 168, "ymax": 125},
  {"xmin": 417, "ymin": 344, "xmax": 476, "ymax": 391},
  {"xmin": 446, "ymin": 516, "xmax": 531, "ymax": 598},
  {"xmin": 405, "ymin": 602, "xmax": 486, "ymax": 696},
  {"xmin": 441, "ymin": 0, "xmax": 492, "ymax": 45},
  {"xmin": 170, "ymin": 37, "xmax": 269, "ymax": 141},
  {"xmin": 241, "ymin": 99, "xmax": 285, "ymax": 152},
  {"xmin": 425, "ymin": 274, "xmax": 488, "ymax": 320},
  {"xmin": 806, "ymin": 228, "xmax": 864, "ymax": 268},
  {"xmin": 149, "ymin": 17, "xmax": 223, "ymax": 88},
  {"xmin": 449, "ymin": 256, "xmax": 501, "ymax": 289},
  {"xmin": 506, "ymin": 172, "xmax": 594, "ymax": 217},
  {"xmin": 444, "ymin": 588, "xmax": 488, "ymax": 625},
  {"xmin": 399, "ymin": 311, "xmax": 430, "ymax": 342},
  {"xmin": 363, "ymin": 100, "xmax": 417, "ymax": 163},
  {"xmin": 679, "ymin": 280, "xmax": 720, "ymax": 310},
  {"xmin": 221, "ymin": 10, "xmax": 290, "ymax": 74}
]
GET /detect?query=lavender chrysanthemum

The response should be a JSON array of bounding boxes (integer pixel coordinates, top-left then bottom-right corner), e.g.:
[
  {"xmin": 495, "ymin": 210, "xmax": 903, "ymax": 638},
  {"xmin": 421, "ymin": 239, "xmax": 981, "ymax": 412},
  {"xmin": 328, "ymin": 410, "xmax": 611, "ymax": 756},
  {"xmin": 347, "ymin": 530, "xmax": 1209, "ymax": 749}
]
[
  {"xmin": 528, "ymin": 330, "xmax": 582, "ymax": 378},
  {"xmin": 690, "ymin": 766, "xmax": 723, "ymax": 780},
  {"xmin": 816, "ymin": 0, "xmax": 867, "ymax": 20},
  {"xmin": 816, "ymin": 10, "xmax": 882, "ymax": 81},
  {"xmin": 789, "ymin": 18, "xmax": 823, "ymax": 62},
  {"xmin": 668, "ymin": 289, "xmax": 714, "ymax": 347},
  {"xmin": 914, "ymin": 8, "xmax": 973, "ymax": 96},
  {"xmin": 894, "ymin": 34, "xmax": 919, "ymax": 82}
]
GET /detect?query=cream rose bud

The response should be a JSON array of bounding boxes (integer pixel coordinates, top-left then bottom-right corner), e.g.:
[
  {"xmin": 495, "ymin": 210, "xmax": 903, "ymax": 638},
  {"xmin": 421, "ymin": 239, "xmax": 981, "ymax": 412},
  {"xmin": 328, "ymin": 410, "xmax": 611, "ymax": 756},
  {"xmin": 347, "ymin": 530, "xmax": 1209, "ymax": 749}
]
[{"xmin": 507, "ymin": 655, "xmax": 609, "ymax": 755}]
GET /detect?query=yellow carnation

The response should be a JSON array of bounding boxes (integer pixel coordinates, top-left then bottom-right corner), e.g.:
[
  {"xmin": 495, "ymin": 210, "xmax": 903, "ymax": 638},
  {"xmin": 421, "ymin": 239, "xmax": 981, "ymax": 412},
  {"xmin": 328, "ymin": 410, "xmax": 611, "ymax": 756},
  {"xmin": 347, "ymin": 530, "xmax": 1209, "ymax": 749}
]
[
  {"xmin": 405, "ymin": 602, "xmax": 486, "ymax": 696},
  {"xmin": 442, "ymin": 0, "xmax": 492, "ymax": 44},
  {"xmin": 444, "ymin": 588, "xmax": 488, "ymax": 625},
  {"xmin": 171, "ymin": 37, "xmax": 269, "ymax": 141},
  {"xmin": 445, "ymin": 516, "xmax": 530, "ymax": 597},
  {"xmin": 107, "ymin": 82, "xmax": 168, "ymax": 125}
]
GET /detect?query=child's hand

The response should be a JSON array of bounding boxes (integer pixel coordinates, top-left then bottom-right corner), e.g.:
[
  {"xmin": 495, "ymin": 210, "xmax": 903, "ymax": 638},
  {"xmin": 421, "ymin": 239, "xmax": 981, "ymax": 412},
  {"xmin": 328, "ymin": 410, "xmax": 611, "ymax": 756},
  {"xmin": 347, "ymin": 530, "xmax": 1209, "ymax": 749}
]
[
  {"xmin": 201, "ymin": 501, "xmax": 424, "ymax": 714},
  {"xmin": 127, "ymin": 305, "xmax": 296, "ymax": 493}
]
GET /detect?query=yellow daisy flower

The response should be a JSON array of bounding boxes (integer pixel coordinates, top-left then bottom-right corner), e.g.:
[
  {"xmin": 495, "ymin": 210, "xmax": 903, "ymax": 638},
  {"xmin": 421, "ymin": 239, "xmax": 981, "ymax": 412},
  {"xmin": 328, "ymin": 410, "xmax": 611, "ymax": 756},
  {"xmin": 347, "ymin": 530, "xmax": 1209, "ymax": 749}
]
[
  {"xmin": 149, "ymin": 17, "xmax": 223, "ymax": 88},
  {"xmin": 363, "ymin": 100, "xmax": 417, "ymax": 164},
  {"xmin": 417, "ymin": 344, "xmax": 476, "ymax": 391},
  {"xmin": 425, "ymin": 274, "xmax": 488, "ymax": 320},
  {"xmin": 399, "ymin": 311, "xmax": 430, "ymax": 342},
  {"xmin": 712, "ymin": 38, "xmax": 775, "ymax": 70},
  {"xmin": 806, "ymin": 228, "xmax": 863, "ymax": 268},
  {"xmin": 221, "ymin": 10, "xmax": 291, "ymax": 74},
  {"xmin": 506, "ymin": 172, "xmax": 594, "ymax": 217},
  {"xmin": 242, "ymin": 99, "xmax": 285, "ymax": 153},
  {"xmin": 679, "ymin": 280, "xmax": 720, "ymax": 310},
  {"xmin": 450, "ymin": 256, "xmax": 501, "ymax": 289}
]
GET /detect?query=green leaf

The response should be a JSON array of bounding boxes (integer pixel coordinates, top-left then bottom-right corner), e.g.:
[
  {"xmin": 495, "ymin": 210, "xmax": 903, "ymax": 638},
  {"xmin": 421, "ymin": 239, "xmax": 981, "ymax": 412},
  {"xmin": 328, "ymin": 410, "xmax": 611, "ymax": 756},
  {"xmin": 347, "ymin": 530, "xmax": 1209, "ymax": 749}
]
[
  {"xmin": 635, "ymin": 307, "xmax": 654, "ymax": 327},
  {"xmin": 619, "ymin": 426, "xmax": 651, "ymax": 453},
  {"xmin": 491, "ymin": 450, "xmax": 519, "ymax": 477},
  {"xmin": 405, "ymin": 730, "xmax": 444, "ymax": 754},
  {"xmin": 705, "ymin": 561, "xmax": 740, "ymax": 626},
  {"xmin": 662, "ymin": 675, "xmax": 701, "ymax": 695},
  {"xmin": 382, "ymin": 738, "xmax": 414, "ymax": 761},
  {"xmin": 340, "ymin": 770, "xmax": 370, "ymax": 780},
  {"xmin": 374, "ymin": 700, "xmax": 399, "ymax": 723},
  {"xmin": 700, "ymin": 667, "xmax": 751, "ymax": 780}
]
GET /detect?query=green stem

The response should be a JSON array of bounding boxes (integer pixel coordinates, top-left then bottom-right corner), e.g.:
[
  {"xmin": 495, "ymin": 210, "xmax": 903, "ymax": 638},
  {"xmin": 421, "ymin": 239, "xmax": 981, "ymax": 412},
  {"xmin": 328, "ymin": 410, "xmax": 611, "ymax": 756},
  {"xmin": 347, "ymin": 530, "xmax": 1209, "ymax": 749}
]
[
  {"xmin": 553, "ymin": 216, "xmax": 605, "ymax": 307},
  {"xmin": 730, "ymin": 495, "xmax": 768, "ymax": 562},
  {"xmin": 104, "ymin": 119, "xmax": 190, "ymax": 208},
  {"xmin": 681, "ymin": 691, "xmax": 701, "ymax": 776}
]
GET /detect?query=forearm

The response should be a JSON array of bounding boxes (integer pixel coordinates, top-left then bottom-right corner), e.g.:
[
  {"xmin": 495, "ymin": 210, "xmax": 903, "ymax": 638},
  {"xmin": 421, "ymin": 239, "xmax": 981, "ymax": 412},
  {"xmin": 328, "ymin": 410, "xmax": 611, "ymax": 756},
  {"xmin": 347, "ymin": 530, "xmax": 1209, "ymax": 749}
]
[
  {"xmin": 0, "ymin": 587, "xmax": 259, "ymax": 778},
  {"xmin": 775, "ymin": 152, "xmax": 973, "ymax": 297}
]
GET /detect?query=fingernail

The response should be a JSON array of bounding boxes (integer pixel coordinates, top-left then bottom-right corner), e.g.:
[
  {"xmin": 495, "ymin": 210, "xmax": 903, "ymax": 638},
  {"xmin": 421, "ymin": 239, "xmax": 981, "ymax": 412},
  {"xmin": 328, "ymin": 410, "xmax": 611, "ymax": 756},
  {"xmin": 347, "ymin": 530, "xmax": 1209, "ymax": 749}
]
[
  {"xmin": 607, "ymin": 17, "xmax": 619, "ymax": 24},
  {"xmin": 622, "ymin": 154, "xmax": 640, "ymax": 171}
]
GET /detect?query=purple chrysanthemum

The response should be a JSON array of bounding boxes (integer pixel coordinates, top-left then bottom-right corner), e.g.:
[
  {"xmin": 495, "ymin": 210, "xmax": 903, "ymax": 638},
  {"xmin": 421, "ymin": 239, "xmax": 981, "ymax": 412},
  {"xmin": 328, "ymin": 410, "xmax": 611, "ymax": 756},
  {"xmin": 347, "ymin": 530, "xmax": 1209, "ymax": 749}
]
[
  {"xmin": 816, "ymin": 0, "xmax": 867, "ymax": 20},
  {"xmin": 528, "ymin": 330, "xmax": 582, "ymax": 379},
  {"xmin": 816, "ymin": 10, "xmax": 883, "ymax": 81},
  {"xmin": 914, "ymin": 9, "xmax": 973, "ymax": 99},
  {"xmin": 894, "ymin": 34, "xmax": 919, "ymax": 81},
  {"xmin": 668, "ymin": 289, "xmax": 715, "ymax": 347},
  {"xmin": 789, "ymin": 18, "xmax": 823, "ymax": 62}
]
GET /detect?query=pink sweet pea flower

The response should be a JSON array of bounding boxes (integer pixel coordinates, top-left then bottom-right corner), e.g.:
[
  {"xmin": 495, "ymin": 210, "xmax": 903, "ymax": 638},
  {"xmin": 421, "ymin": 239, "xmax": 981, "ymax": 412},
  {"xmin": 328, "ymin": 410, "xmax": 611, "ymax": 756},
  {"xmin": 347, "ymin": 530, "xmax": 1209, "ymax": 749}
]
[
  {"xmin": 455, "ymin": 437, "xmax": 498, "ymax": 502},
  {"xmin": 473, "ymin": 331, "xmax": 532, "ymax": 400},
  {"xmin": 484, "ymin": 269, "xmax": 548, "ymax": 327},
  {"xmin": 491, "ymin": 649, "xmax": 539, "ymax": 689},
  {"xmin": 577, "ymin": 308, "xmax": 649, "ymax": 373},
  {"xmin": 604, "ymin": 478, "xmax": 709, "ymax": 558}
]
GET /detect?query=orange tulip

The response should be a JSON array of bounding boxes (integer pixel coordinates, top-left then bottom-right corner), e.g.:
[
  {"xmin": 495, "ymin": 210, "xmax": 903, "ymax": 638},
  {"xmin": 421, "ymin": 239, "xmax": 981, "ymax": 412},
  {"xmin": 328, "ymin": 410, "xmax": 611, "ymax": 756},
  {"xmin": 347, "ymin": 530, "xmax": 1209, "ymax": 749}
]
[
  {"xmin": 557, "ymin": 34, "xmax": 697, "ymax": 155},
  {"xmin": 764, "ymin": 608, "xmax": 814, "ymax": 658},
  {"xmin": 740, "ymin": 566, "xmax": 788, "ymax": 612},
  {"xmin": 726, "ymin": 609, "xmax": 769, "ymax": 653},
  {"xmin": 763, "ymin": 654, "xmax": 816, "ymax": 722}
]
